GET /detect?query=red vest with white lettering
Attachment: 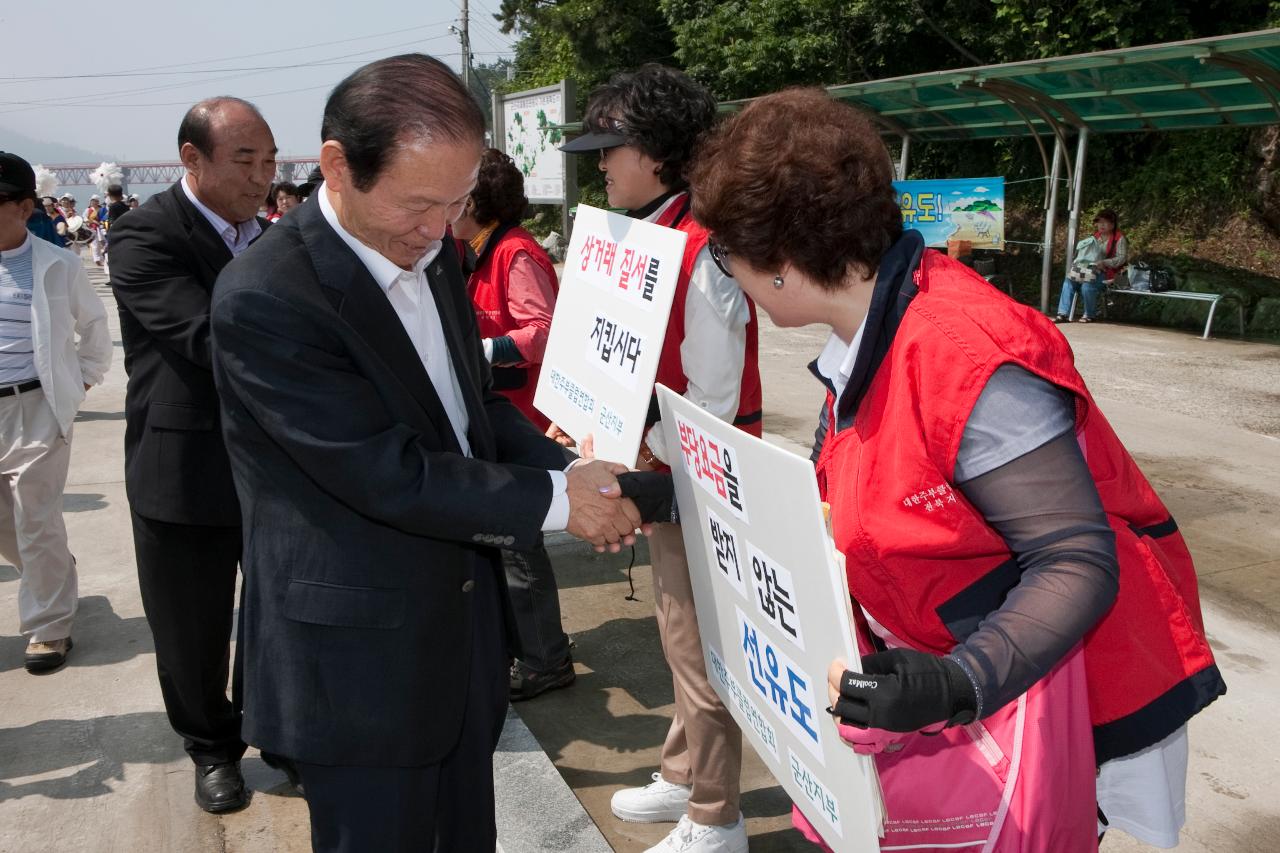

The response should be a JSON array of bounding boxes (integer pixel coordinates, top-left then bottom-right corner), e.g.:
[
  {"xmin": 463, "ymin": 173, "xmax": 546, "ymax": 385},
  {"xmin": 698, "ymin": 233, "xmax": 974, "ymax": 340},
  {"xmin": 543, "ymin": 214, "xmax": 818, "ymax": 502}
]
[
  {"xmin": 653, "ymin": 193, "xmax": 763, "ymax": 436},
  {"xmin": 815, "ymin": 249, "xmax": 1223, "ymax": 763},
  {"xmin": 467, "ymin": 226, "xmax": 559, "ymax": 431}
]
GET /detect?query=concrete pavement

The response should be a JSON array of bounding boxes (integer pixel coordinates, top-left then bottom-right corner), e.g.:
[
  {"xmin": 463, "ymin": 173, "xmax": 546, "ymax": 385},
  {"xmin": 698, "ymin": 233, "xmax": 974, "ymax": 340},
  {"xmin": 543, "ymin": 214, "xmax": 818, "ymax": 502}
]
[
  {"xmin": 0, "ymin": 263, "xmax": 608, "ymax": 853},
  {"xmin": 1, "ymin": 263, "xmax": 1278, "ymax": 851}
]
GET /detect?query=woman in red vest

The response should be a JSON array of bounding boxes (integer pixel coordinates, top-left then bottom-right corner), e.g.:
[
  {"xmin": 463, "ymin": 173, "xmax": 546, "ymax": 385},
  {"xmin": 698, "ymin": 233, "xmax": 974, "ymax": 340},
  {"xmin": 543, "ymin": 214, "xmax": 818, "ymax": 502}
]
[
  {"xmin": 689, "ymin": 89, "xmax": 1223, "ymax": 851},
  {"xmin": 453, "ymin": 148, "xmax": 574, "ymax": 702},
  {"xmin": 453, "ymin": 148, "xmax": 559, "ymax": 431},
  {"xmin": 1055, "ymin": 208, "xmax": 1129, "ymax": 323}
]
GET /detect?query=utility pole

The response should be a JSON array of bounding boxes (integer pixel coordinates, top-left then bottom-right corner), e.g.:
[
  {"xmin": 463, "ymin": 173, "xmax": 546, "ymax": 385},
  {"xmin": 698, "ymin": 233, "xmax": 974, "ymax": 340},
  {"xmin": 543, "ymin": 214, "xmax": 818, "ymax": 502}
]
[{"xmin": 460, "ymin": 0, "xmax": 472, "ymax": 94}]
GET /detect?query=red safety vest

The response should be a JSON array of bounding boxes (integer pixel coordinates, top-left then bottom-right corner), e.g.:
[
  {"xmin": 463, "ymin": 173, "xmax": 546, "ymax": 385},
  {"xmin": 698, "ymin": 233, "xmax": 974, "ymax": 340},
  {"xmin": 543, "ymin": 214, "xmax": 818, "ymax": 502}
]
[
  {"xmin": 467, "ymin": 225, "xmax": 559, "ymax": 431},
  {"xmin": 653, "ymin": 193, "xmax": 763, "ymax": 436},
  {"xmin": 1097, "ymin": 228, "xmax": 1125, "ymax": 282},
  {"xmin": 815, "ymin": 248, "xmax": 1223, "ymax": 764}
]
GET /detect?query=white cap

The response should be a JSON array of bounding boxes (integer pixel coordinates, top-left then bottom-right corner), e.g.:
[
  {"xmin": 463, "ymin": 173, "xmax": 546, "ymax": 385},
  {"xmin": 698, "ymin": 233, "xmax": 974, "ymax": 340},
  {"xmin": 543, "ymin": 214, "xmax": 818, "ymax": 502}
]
[{"xmin": 90, "ymin": 194, "xmax": 100, "ymax": 200}]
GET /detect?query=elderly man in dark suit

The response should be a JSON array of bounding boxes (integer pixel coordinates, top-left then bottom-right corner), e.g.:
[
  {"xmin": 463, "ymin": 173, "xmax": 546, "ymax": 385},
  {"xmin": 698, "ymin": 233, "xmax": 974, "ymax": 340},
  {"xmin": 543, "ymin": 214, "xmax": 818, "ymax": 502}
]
[
  {"xmin": 210, "ymin": 55, "xmax": 642, "ymax": 851},
  {"xmin": 108, "ymin": 96, "xmax": 276, "ymax": 813}
]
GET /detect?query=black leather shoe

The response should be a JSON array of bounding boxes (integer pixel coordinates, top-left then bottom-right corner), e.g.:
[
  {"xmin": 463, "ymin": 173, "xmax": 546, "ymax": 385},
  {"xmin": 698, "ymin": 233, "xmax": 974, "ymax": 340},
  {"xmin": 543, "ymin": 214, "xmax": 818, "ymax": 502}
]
[
  {"xmin": 261, "ymin": 751, "xmax": 303, "ymax": 794},
  {"xmin": 510, "ymin": 654, "xmax": 576, "ymax": 702},
  {"xmin": 194, "ymin": 762, "xmax": 248, "ymax": 813}
]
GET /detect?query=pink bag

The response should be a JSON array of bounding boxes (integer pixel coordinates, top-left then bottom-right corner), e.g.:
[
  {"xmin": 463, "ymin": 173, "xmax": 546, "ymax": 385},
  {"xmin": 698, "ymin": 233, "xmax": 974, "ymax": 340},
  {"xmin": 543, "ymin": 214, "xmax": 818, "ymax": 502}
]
[{"xmin": 795, "ymin": 644, "xmax": 1097, "ymax": 852}]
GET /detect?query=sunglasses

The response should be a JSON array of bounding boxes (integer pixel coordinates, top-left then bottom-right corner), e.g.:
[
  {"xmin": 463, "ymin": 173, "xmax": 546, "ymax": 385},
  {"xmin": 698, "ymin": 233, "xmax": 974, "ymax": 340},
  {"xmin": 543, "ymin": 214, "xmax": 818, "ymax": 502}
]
[{"xmin": 708, "ymin": 239, "xmax": 733, "ymax": 279}]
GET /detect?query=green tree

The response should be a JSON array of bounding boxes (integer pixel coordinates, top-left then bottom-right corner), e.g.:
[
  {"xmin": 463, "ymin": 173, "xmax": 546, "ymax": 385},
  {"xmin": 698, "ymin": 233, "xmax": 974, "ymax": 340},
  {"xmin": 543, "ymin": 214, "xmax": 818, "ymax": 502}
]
[{"xmin": 496, "ymin": 0, "xmax": 677, "ymax": 96}]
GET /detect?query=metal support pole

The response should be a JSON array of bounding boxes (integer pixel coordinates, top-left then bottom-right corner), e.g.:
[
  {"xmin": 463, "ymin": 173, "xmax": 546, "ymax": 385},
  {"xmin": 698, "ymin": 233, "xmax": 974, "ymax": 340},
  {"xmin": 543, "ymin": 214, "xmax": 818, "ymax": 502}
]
[
  {"xmin": 1062, "ymin": 127, "xmax": 1090, "ymax": 279},
  {"xmin": 897, "ymin": 135, "xmax": 911, "ymax": 180},
  {"xmin": 561, "ymin": 78, "xmax": 578, "ymax": 242},
  {"xmin": 121, "ymin": 166, "xmax": 131, "ymax": 196},
  {"xmin": 1039, "ymin": 136, "xmax": 1063, "ymax": 314},
  {"xmin": 491, "ymin": 90, "xmax": 502, "ymax": 148}
]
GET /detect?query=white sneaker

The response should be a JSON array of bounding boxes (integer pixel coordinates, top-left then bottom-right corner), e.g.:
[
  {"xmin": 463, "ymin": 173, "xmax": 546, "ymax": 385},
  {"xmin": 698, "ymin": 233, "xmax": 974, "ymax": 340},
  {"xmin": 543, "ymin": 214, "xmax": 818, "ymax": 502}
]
[
  {"xmin": 645, "ymin": 814, "xmax": 748, "ymax": 853},
  {"xmin": 611, "ymin": 772, "xmax": 692, "ymax": 822}
]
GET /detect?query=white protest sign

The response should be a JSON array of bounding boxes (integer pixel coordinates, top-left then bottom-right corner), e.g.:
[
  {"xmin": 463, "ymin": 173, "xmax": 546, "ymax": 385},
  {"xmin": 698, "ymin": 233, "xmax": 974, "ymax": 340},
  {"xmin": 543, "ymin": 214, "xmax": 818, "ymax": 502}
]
[
  {"xmin": 657, "ymin": 385, "xmax": 884, "ymax": 851},
  {"xmin": 534, "ymin": 204, "xmax": 685, "ymax": 465}
]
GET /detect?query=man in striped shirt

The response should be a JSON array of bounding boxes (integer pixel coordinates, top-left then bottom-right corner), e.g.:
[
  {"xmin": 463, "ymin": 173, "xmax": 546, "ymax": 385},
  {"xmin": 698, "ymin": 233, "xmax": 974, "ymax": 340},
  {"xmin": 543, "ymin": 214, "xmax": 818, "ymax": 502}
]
[{"xmin": 0, "ymin": 151, "xmax": 112, "ymax": 673}]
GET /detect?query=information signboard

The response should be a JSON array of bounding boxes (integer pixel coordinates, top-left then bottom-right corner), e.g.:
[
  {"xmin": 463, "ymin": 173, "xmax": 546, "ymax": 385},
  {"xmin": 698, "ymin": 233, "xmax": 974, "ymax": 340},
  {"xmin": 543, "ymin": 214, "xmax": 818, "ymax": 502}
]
[
  {"xmin": 499, "ymin": 83, "xmax": 570, "ymax": 203},
  {"xmin": 892, "ymin": 176, "xmax": 1005, "ymax": 249}
]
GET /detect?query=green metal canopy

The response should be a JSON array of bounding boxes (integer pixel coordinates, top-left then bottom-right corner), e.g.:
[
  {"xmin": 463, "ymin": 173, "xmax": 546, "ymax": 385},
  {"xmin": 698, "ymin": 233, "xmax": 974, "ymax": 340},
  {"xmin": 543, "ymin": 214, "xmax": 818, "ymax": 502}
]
[
  {"xmin": 556, "ymin": 29, "xmax": 1280, "ymax": 314},
  {"xmin": 723, "ymin": 28, "xmax": 1280, "ymax": 140}
]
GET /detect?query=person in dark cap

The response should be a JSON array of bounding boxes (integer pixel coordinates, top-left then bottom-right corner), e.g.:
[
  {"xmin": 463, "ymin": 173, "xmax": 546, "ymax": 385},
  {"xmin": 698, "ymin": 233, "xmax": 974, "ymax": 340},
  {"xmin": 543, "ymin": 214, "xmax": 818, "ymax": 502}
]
[
  {"xmin": 0, "ymin": 152, "xmax": 112, "ymax": 673},
  {"xmin": 559, "ymin": 64, "xmax": 760, "ymax": 853}
]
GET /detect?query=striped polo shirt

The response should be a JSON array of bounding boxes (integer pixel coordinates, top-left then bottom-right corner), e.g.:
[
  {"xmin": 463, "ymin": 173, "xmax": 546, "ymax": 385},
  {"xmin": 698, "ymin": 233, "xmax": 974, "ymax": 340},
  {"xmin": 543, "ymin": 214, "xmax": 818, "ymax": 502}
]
[{"xmin": 0, "ymin": 235, "xmax": 38, "ymax": 386}]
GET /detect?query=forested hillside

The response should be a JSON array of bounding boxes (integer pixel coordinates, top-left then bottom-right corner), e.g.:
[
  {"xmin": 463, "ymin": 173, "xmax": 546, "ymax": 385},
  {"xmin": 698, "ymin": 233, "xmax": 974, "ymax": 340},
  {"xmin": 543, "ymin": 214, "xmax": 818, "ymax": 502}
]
[{"xmin": 491, "ymin": 0, "xmax": 1280, "ymax": 335}]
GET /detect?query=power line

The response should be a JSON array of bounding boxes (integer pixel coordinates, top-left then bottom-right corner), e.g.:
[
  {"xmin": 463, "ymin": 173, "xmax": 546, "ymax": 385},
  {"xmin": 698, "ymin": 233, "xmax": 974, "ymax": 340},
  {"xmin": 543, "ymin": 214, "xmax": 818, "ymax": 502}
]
[
  {"xmin": 469, "ymin": 1, "xmax": 513, "ymax": 40},
  {"xmin": 0, "ymin": 18, "xmax": 457, "ymax": 86},
  {"xmin": 0, "ymin": 35, "xmax": 454, "ymax": 115},
  {"xmin": 3, "ymin": 83, "xmax": 340, "ymax": 110}
]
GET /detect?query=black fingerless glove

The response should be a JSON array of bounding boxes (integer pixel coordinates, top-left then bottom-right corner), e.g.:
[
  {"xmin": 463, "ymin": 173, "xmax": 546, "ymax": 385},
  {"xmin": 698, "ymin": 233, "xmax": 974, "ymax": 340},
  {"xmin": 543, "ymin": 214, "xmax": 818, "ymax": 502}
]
[
  {"xmin": 617, "ymin": 471, "xmax": 679, "ymax": 524},
  {"xmin": 832, "ymin": 648, "xmax": 978, "ymax": 733}
]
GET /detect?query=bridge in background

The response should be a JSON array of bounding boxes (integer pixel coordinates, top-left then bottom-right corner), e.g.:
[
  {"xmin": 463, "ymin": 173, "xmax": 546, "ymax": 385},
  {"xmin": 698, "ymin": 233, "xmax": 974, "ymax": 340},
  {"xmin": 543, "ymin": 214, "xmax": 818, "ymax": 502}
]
[{"xmin": 42, "ymin": 157, "xmax": 321, "ymax": 191}]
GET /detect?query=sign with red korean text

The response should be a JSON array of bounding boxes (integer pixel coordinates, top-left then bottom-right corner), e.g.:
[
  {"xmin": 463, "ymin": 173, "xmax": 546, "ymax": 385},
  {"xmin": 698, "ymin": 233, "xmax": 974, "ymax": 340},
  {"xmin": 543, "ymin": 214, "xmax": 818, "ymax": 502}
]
[
  {"xmin": 534, "ymin": 204, "xmax": 686, "ymax": 464},
  {"xmin": 658, "ymin": 386, "xmax": 885, "ymax": 851}
]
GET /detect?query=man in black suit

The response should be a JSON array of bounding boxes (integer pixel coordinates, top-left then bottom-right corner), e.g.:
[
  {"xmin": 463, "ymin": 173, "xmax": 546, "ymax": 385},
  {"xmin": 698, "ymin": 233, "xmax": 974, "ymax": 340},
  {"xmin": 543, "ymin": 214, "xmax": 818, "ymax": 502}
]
[
  {"xmin": 210, "ymin": 55, "xmax": 641, "ymax": 851},
  {"xmin": 108, "ymin": 96, "xmax": 276, "ymax": 813}
]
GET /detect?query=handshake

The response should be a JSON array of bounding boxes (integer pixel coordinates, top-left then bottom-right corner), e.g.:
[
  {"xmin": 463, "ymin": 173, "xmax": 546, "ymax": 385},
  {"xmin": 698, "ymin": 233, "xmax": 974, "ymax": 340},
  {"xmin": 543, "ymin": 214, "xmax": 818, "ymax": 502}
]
[{"xmin": 553, "ymin": 430, "xmax": 677, "ymax": 553}]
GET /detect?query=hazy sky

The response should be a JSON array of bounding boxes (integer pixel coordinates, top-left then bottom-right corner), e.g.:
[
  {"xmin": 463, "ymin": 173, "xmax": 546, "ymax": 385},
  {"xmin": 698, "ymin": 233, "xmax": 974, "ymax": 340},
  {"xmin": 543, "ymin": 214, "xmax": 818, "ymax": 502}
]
[{"xmin": 0, "ymin": 0, "xmax": 517, "ymax": 162}]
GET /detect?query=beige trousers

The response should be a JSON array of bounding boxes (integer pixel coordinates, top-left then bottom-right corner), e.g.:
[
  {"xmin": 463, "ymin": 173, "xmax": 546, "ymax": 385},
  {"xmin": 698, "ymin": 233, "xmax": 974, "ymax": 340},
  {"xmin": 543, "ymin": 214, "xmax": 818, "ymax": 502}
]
[
  {"xmin": 650, "ymin": 522, "xmax": 742, "ymax": 826},
  {"xmin": 0, "ymin": 387, "xmax": 77, "ymax": 642}
]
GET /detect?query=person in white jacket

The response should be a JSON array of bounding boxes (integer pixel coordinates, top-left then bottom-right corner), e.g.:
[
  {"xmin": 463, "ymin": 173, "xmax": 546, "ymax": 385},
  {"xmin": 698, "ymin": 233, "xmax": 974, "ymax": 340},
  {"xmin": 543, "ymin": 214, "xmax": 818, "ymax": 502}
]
[{"xmin": 0, "ymin": 152, "xmax": 112, "ymax": 673}]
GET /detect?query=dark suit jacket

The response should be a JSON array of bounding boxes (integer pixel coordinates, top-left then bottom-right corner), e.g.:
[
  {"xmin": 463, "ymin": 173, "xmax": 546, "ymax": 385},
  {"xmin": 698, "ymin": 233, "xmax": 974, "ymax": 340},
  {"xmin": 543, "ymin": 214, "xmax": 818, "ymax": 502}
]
[
  {"xmin": 109, "ymin": 181, "xmax": 268, "ymax": 526},
  {"xmin": 210, "ymin": 196, "xmax": 573, "ymax": 766}
]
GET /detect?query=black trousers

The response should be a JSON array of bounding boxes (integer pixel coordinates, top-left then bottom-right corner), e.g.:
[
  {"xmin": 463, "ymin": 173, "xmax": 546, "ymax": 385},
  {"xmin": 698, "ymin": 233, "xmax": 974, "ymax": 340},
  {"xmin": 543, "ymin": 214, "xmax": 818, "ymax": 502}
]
[
  {"xmin": 293, "ymin": 560, "xmax": 509, "ymax": 853},
  {"xmin": 501, "ymin": 535, "xmax": 569, "ymax": 672},
  {"xmin": 132, "ymin": 511, "xmax": 245, "ymax": 766}
]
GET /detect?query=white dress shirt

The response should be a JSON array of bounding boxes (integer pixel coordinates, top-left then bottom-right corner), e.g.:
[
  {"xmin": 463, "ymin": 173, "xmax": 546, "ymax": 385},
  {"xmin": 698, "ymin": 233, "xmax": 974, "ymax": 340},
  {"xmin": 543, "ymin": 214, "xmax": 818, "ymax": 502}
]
[
  {"xmin": 641, "ymin": 194, "xmax": 749, "ymax": 464},
  {"xmin": 318, "ymin": 186, "xmax": 570, "ymax": 530},
  {"xmin": 813, "ymin": 321, "xmax": 868, "ymax": 407},
  {"xmin": 181, "ymin": 175, "xmax": 262, "ymax": 257}
]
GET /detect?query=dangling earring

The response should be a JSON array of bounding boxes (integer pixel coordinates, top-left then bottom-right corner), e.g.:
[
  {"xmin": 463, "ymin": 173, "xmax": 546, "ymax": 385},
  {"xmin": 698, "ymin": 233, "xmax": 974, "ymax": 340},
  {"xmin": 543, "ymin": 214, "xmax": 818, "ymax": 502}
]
[{"xmin": 773, "ymin": 274, "xmax": 784, "ymax": 289}]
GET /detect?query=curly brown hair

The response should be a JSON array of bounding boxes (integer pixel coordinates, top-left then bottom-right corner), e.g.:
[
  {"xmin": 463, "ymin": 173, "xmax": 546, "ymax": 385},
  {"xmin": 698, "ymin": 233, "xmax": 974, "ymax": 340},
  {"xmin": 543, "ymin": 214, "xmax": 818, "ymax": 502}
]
[
  {"xmin": 582, "ymin": 64, "xmax": 717, "ymax": 190},
  {"xmin": 469, "ymin": 148, "xmax": 529, "ymax": 226},
  {"xmin": 689, "ymin": 88, "xmax": 902, "ymax": 289}
]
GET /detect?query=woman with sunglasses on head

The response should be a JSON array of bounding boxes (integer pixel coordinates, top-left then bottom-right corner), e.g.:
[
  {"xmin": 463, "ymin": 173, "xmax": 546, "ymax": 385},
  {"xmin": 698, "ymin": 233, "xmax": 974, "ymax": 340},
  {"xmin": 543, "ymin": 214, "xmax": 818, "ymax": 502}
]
[
  {"xmin": 688, "ymin": 88, "xmax": 1223, "ymax": 851},
  {"xmin": 560, "ymin": 64, "xmax": 762, "ymax": 853}
]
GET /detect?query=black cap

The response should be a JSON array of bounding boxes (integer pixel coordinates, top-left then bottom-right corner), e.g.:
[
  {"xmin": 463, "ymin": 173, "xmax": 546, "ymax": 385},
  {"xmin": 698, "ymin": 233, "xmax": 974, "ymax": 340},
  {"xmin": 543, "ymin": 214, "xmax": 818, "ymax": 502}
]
[
  {"xmin": 559, "ymin": 117, "xmax": 629, "ymax": 154},
  {"xmin": 0, "ymin": 152, "xmax": 36, "ymax": 196}
]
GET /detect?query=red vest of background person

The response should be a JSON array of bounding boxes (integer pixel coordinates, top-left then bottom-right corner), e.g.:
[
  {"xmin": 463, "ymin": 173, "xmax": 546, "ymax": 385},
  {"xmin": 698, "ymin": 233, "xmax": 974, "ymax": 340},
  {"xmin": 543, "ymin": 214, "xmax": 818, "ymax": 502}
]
[
  {"xmin": 1099, "ymin": 228, "xmax": 1126, "ymax": 281},
  {"xmin": 653, "ymin": 193, "xmax": 763, "ymax": 436},
  {"xmin": 467, "ymin": 225, "xmax": 559, "ymax": 431},
  {"xmin": 815, "ymin": 249, "xmax": 1224, "ymax": 765}
]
